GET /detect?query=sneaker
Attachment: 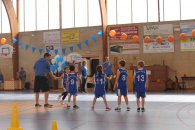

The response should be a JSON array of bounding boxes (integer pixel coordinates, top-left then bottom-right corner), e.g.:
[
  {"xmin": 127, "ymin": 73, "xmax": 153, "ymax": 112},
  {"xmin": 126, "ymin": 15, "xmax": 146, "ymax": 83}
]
[
  {"xmin": 35, "ymin": 104, "xmax": 42, "ymax": 108},
  {"xmin": 137, "ymin": 108, "xmax": 140, "ymax": 112},
  {"xmin": 67, "ymin": 105, "xmax": 70, "ymax": 109},
  {"xmin": 73, "ymin": 105, "xmax": 79, "ymax": 110},
  {"xmin": 44, "ymin": 104, "xmax": 53, "ymax": 108},
  {"xmin": 114, "ymin": 107, "xmax": 121, "ymax": 112},
  {"xmin": 141, "ymin": 108, "xmax": 145, "ymax": 112},
  {"xmin": 106, "ymin": 107, "xmax": 111, "ymax": 111},
  {"xmin": 127, "ymin": 107, "xmax": 131, "ymax": 111}
]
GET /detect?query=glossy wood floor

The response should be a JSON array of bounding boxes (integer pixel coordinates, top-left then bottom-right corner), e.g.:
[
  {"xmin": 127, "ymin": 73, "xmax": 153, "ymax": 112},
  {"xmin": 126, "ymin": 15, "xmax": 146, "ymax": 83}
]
[{"xmin": 0, "ymin": 91, "xmax": 195, "ymax": 130}]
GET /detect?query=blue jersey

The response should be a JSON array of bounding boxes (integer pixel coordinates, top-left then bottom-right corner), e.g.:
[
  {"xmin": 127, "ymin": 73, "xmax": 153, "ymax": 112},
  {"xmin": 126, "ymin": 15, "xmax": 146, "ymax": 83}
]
[
  {"xmin": 94, "ymin": 73, "xmax": 106, "ymax": 98},
  {"xmin": 62, "ymin": 73, "xmax": 68, "ymax": 89},
  {"xmin": 116, "ymin": 68, "xmax": 128, "ymax": 96},
  {"xmin": 68, "ymin": 73, "xmax": 78, "ymax": 95},
  {"xmin": 134, "ymin": 69, "xmax": 147, "ymax": 91}
]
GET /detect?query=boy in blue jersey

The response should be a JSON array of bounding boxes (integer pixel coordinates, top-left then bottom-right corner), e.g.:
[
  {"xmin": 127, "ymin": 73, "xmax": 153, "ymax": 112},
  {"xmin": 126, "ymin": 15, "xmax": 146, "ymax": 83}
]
[
  {"xmin": 113, "ymin": 60, "xmax": 130, "ymax": 112},
  {"xmin": 57, "ymin": 66, "xmax": 69, "ymax": 104},
  {"xmin": 91, "ymin": 65, "xmax": 111, "ymax": 111},
  {"xmin": 67, "ymin": 65, "xmax": 80, "ymax": 110},
  {"xmin": 134, "ymin": 61, "xmax": 148, "ymax": 112}
]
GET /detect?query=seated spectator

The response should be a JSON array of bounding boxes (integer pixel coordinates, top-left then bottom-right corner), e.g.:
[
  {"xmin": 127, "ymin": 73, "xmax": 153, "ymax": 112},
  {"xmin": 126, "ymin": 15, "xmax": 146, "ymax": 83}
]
[{"xmin": 0, "ymin": 70, "xmax": 4, "ymax": 89}]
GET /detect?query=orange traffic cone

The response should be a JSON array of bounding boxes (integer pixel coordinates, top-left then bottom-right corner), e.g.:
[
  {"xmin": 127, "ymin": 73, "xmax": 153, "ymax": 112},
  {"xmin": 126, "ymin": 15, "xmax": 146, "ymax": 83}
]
[
  {"xmin": 8, "ymin": 103, "xmax": 23, "ymax": 130},
  {"xmin": 51, "ymin": 120, "xmax": 58, "ymax": 130}
]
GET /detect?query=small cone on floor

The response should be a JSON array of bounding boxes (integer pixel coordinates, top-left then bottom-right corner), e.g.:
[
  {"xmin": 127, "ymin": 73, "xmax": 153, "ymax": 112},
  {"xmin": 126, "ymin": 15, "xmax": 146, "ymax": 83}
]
[
  {"xmin": 8, "ymin": 103, "xmax": 23, "ymax": 130},
  {"xmin": 51, "ymin": 120, "xmax": 58, "ymax": 130}
]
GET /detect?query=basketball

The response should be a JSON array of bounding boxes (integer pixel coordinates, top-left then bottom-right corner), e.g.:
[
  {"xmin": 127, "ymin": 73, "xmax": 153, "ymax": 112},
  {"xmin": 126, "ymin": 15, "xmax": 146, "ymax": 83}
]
[
  {"xmin": 109, "ymin": 30, "xmax": 116, "ymax": 37},
  {"xmin": 120, "ymin": 33, "xmax": 128, "ymax": 40},
  {"xmin": 156, "ymin": 36, "xmax": 163, "ymax": 44},
  {"xmin": 179, "ymin": 33, "xmax": 187, "ymax": 40},
  {"xmin": 132, "ymin": 35, "xmax": 139, "ymax": 43},
  {"xmin": 167, "ymin": 35, "xmax": 175, "ymax": 43},
  {"xmin": 1, "ymin": 38, "xmax": 7, "ymax": 44},
  {"xmin": 192, "ymin": 29, "xmax": 195, "ymax": 37},
  {"xmin": 144, "ymin": 36, "xmax": 151, "ymax": 44}
]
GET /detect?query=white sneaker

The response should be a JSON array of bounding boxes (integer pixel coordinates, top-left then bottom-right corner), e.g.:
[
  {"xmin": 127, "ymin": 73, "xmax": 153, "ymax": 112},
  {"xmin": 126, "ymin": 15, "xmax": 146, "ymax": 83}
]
[
  {"xmin": 57, "ymin": 95, "xmax": 61, "ymax": 101},
  {"xmin": 60, "ymin": 100, "xmax": 64, "ymax": 105}
]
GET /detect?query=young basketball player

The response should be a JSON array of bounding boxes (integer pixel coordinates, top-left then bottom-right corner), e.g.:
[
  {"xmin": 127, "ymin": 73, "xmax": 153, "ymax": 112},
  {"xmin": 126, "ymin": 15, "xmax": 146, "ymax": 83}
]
[
  {"xmin": 67, "ymin": 65, "xmax": 79, "ymax": 110},
  {"xmin": 57, "ymin": 66, "xmax": 69, "ymax": 104},
  {"xmin": 113, "ymin": 60, "xmax": 130, "ymax": 112},
  {"xmin": 91, "ymin": 65, "xmax": 111, "ymax": 111},
  {"xmin": 134, "ymin": 61, "xmax": 148, "ymax": 112}
]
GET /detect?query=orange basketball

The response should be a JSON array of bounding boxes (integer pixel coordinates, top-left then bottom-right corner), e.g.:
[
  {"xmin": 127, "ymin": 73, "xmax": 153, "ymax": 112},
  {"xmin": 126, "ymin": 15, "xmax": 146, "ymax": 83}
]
[
  {"xmin": 192, "ymin": 29, "xmax": 195, "ymax": 37},
  {"xmin": 167, "ymin": 35, "xmax": 175, "ymax": 43},
  {"xmin": 1, "ymin": 38, "xmax": 7, "ymax": 44},
  {"xmin": 156, "ymin": 79, "xmax": 161, "ymax": 83},
  {"xmin": 132, "ymin": 35, "xmax": 139, "ymax": 43},
  {"xmin": 120, "ymin": 33, "xmax": 128, "ymax": 40},
  {"xmin": 109, "ymin": 30, "xmax": 116, "ymax": 37},
  {"xmin": 156, "ymin": 36, "xmax": 163, "ymax": 44},
  {"xmin": 179, "ymin": 33, "xmax": 187, "ymax": 40},
  {"xmin": 144, "ymin": 36, "xmax": 151, "ymax": 44}
]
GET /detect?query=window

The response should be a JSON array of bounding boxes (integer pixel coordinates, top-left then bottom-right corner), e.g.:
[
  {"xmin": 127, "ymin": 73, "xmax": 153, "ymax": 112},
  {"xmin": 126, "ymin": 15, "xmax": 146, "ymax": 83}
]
[
  {"xmin": 89, "ymin": 0, "xmax": 101, "ymax": 26},
  {"xmin": 107, "ymin": 0, "xmax": 117, "ymax": 25},
  {"xmin": 148, "ymin": 0, "xmax": 159, "ymax": 22},
  {"xmin": 2, "ymin": 2, "xmax": 10, "ymax": 33},
  {"xmin": 19, "ymin": 0, "xmax": 24, "ymax": 32},
  {"xmin": 75, "ymin": 0, "xmax": 88, "ymax": 27},
  {"xmin": 49, "ymin": 0, "xmax": 59, "ymax": 29},
  {"xmin": 62, "ymin": 0, "xmax": 74, "ymax": 28},
  {"xmin": 164, "ymin": 0, "xmax": 180, "ymax": 21},
  {"xmin": 37, "ymin": 0, "xmax": 48, "ymax": 30},
  {"xmin": 132, "ymin": 0, "xmax": 147, "ymax": 23},
  {"xmin": 117, "ymin": 0, "xmax": 132, "ymax": 24},
  {"xmin": 181, "ymin": 0, "xmax": 195, "ymax": 20},
  {"xmin": 25, "ymin": 0, "xmax": 36, "ymax": 31}
]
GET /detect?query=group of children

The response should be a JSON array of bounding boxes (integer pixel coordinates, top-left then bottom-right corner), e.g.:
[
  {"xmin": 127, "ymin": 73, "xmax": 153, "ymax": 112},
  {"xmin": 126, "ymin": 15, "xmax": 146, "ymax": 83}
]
[{"xmin": 57, "ymin": 60, "xmax": 148, "ymax": 112}]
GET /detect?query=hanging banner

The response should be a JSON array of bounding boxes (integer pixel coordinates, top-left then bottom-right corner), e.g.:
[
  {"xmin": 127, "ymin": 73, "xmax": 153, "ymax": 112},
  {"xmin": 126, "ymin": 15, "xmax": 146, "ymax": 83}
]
[
  {"xmin": 109, "ymin": 26, "xmax": 139, "ymax": 55},
  {"xmin": 0, "ymin": 44, "xmax": 13, "ymax": 58},
  {"xmin": 43, "ymin": 31, "xmax": 61, "ymax": 56},
  {"xmin": 180, "ymin": 22, "xmax": 195, "ymax": 51},
  {"xmin": 143, "ymin": 24, "xmax": 174, "ymax": 53},
  {"xmin": 61, "ymin": 29, "xmax": 79, "ymax": 43}
]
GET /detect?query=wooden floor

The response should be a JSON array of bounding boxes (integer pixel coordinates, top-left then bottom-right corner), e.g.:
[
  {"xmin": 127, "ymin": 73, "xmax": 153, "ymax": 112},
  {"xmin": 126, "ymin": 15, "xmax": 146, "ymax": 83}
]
[{"xmin": 0, "ymin": 91, "xmax": 195, "ymax": 130}]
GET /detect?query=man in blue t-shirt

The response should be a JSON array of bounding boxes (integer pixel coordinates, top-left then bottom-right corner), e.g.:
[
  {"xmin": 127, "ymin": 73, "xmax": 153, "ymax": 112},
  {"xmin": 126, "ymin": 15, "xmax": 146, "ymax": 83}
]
[
  {"xmin": 80, "ymin": 60, "xmax": 88, "ymax": 93},
  {"xmin": 102, "ymin": 57, "xmax": 114, "ymax": 92},
  {"xmin": 33, "ymin": 53, "xmax": 58, "ymax": 108}
]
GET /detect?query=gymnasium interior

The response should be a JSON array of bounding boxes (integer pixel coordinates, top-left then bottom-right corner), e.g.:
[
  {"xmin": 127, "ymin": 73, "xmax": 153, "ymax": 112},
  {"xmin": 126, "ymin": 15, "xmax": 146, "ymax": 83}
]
[{"xmin": 0, "ymin": 0, "xmax": 195, "ymax": 130}]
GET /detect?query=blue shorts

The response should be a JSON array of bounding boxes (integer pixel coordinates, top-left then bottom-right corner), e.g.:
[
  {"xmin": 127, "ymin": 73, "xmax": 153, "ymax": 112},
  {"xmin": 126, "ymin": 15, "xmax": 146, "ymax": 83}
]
[
  {"xmin": 68, "ymin": 86, "xmax": 78, "ymax": 96},
  {"xmin": 116, "ymin": 88, "xmax": 127, "ymax": 96},
  {"xmin": 94, "ymin": 89, "xmax": 106, "ymax": 98},
  {"xmin": 136, "ymin": 90, "xmax": 146, "ymax": 98}
]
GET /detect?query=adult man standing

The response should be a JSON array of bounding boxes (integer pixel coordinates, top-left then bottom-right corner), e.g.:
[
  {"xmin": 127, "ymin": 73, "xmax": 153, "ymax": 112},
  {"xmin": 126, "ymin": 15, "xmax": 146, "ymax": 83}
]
[
  {"xmin": 33, "ymin": 53, "xmax": 57, "ymax": 108},
  {"xmin": 102, "ymin": 57, "xmax": 114, "ymax": 92},
  {"xmin": 80, "ymin": 60, "xmax": 88, "ymax": 93},
  {"xmin": 19, "ymin": 67, "xmax": 26, "ymax": 89}
]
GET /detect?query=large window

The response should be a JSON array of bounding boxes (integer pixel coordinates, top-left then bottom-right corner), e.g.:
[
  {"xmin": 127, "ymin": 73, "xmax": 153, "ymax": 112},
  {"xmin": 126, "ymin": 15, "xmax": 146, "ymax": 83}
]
[
  {"xmin": 164, "ymin": 0, "xmax": 180, "ymax": 21},
  {"xmin": 49, "ymin": 0, "xmax": 59, "ymax": 29},
  {"xmin": 37, "ymin": 0, "xmax": 48, "ymax": 30},
  {"xmin": 62, "ymin": 0, "xmax": 74, "ymax": 28},
  {"xmin": 88, "ymin": 0, "xmax": 101, "ymax": 26},
  {"xmin": 2, "ymin": 1, "xmax": 10, "ymax": 33},
  {"xmin": 117, "ymin": 0, "xmax": 132, "ymax": 24},
  {"xmin": 132, "ymin": 0, "xmax": 147, "ymax": 23},
  {"xmin": 181, "ymin": 0, "xmax": 195, "ymax": 20},
  {"xmin": 148, "ymin": 0, "xmax": 159, "ymax": 22},
  {"xmin": 107, "ymin": 0, "xmax": 117, "ymax": 25},
  {"xmin": 25, "ymin": 0, "xmax": 36, "ymax": 31},
  {"xmin": 75, "ymin": 0, "xmax": 88, "ymax": 27}
]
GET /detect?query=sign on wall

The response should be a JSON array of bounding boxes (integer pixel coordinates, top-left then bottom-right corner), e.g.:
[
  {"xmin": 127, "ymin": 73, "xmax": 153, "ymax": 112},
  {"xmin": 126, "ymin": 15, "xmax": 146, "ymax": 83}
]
[
  {"xmin": 0, "ymin": 44, "xmax": 13, "ymax": 58},
  {"xmin": 61, "ymin": 29, "xmax": 79, "ymax": 43},
  {"xmin": 180, "ymin": 22, "xmax": 195, "ymax": 51},
  {"xmin": 43, "ymin": 31, "xmax": 61, "ymax": 56},
  {"xmin": 143, "ymin": 24, "xmax": 174, "ymax": 53},
  {"xmin": 109, "ymin": 26, "xmax": 140, "ymax": 55}
]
